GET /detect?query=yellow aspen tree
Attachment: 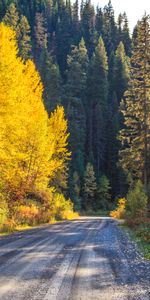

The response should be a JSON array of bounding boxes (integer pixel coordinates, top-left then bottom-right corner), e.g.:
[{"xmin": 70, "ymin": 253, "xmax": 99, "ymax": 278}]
[
  {"xmin": 0, "ymin": 24, "xmax": 70, "ymax": 211},
  {"xmin": 48, "ymin": 106, "xmax": 71, "ymax": 191}
]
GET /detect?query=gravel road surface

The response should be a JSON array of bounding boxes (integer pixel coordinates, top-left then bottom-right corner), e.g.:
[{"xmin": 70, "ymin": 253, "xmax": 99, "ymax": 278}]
[{"xmin": 0, "ymin": 217, "xmax": 150, "ymax": 300}]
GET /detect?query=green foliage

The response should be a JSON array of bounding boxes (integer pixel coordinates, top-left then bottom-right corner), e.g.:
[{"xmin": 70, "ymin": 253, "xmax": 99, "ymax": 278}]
[
  {"xmin": 39, "ymin": 49, "xmax": 62, "ymax": 113},
  {"xmin": 86, "ymin": 37, "xmax": 109, "ymax": 176},
  {"xmin": 64, "ymin": 38, "xmax": 88, "ymax": 179},
  {"xmin": 96, "ymin": 175, "xmax": 111, "ymax": 210},
  {"xmin": 0, "ymin": 0, "xmax": 138, "ymax": 210},
  {"xmin": 126, "ymin": 180, "xmax": 148, "ymax": 218},
  {"xmin": 83, "ymin": 163, "xmax": 97, "ymax": 211},
  {"xmin": 72, "ymin": 171, "xmax": 81, "ymax": 211},
  {"xmin": 18, "ymin": 15, "xmax": 31, "ymax": 60},
  {"xmin": 119, "ymin": 15, "xmax": 150, "ymax": 191}
]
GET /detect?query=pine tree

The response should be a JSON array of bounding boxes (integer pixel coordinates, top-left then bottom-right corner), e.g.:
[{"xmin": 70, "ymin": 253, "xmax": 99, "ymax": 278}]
[
  {"xmin": 114, "ymin": 41, "xmax": 130, "ymax": 102},
  {"xmin": 83, "ymin": 162, "xmax": 97, "ymax": 211},
  {"xmin": 72, "ymin": 171, "xmax": 81, "ymax": 211},
  {"xmin": 64, "ymin": 38, "xmax": 89, "ymax": 178},
  {"xmin": 3, "ymin": 3, "xmax": 19, "ymax": 35},
  {"xmin": 34, "ymin": 12, "xmax": 47, "ymax": 63},
  {"xmin": 55, "ymin": 0, "xmax": 73, "ymax": 74},
  {"xmin": 86, "ymin": 36, "xmax": 108, "ymax": 176},
  {"xmin": 96, "ymin": 175, "xmax": 111, "ymax": 210},
  {"xmin": 18, "ymin": 15, "xmax": 32, "ymax": 60},
  {"xmin": 119, "ymin": 15, "xmax": 150, "ymax": 192},
  {"xmin": 102, "ymin": 0, "xmax": 117, "ymax": 55},
  {"xmin": 80, "ymin": 0, "xmax": 95, "ymax": 56},
  {"xmin": 39, "ymin": 49, "xmax": 62, "ymax": 113},
  {"xmin": 122, "ymin": 12, "xmax": 132, "ymax": 56}
]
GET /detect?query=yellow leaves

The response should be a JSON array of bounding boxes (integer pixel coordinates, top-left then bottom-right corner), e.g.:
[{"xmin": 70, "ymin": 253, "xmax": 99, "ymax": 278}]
[
  {"xmin": 0, "ymin": 24, "xmax": 70, "ymax": 205},
  {"xmin": 110, "ymin": 198, "xmax": 126, "ymax": 219}
]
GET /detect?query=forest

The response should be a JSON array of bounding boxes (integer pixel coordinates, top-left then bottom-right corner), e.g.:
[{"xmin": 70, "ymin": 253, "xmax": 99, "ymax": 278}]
[{"xmin": 0, "ymin": 0, "xmax": 150, "ymax": 229}]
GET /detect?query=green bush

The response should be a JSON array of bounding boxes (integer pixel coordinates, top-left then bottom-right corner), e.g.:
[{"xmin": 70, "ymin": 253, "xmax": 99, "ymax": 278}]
[{"xmin": 126, "ymin": 180, "xmax": 148, "ymax": 220}]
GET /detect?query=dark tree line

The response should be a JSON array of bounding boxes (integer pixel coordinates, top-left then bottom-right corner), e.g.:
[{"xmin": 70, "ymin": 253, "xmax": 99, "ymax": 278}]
[{"xmin": 1, "ymin": 0, "xmax": 145, "ymax": 211}]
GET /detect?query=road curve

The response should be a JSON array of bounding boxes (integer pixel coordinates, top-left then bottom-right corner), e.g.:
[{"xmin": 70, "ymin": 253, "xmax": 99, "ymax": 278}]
[{"xmin": 0, "ymin": 217, "xmax": 150, "ymax": 300}]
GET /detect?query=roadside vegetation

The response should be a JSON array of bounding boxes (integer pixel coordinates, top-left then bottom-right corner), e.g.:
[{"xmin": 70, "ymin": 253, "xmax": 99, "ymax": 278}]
[
  {"xmin": 0, "ymin": 24, "xmax": 77, "ymax": 234},
  {"xmin": 110, "ymin": 181, "xmax": 150, "ymax": 259},
  {"xmin": 0, "ymin": 0, "xmax": 150, "ymax": 244}
]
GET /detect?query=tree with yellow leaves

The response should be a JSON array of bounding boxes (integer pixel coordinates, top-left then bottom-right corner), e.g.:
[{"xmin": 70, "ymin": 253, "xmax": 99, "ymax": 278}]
[{"xmin": 0, "ymin": 23, "xmax": 70, "ymax": 214}]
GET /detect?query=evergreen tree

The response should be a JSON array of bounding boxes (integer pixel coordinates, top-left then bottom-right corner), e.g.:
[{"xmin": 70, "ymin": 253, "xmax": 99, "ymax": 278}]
[
  {"xmin": 86, "ymin": 36, "xmax": 108, "ymax": 176},
  {"xmin": 83, "ymin": 162, "xmax": 97, "ymax": 211},
  {"xmin": 117, "ymin": 13, "xmax": 132, "ymax": 56},
  {"xmin": 121, "ymin": 12, "xmax": 132, "ymax": 56},
  {"xmin": 96, "ymin": 175, "xmax": 111, "ymax": 210},
  {"xmin": 95, "ymin": 7, "xmax": 104, "ymax": 37},
  {"xmin": 18, "ymin": 15, "xmax": 32, "ymax": 60},
  {"xmin": 3, "ymin": 3, "xmax": 19, "ymax": 35},
  {"xmin": 72, "ymin": 171, "xmax": 81, "ymax": 211},
  {"xmin": 119, "ymin": 15, "xmax": 150, "ymax": 192},
  {"xmin": 102, "ymin": 0, "xmax": 117, "ymax": 55},
  {"xmin": 55, "ymin": 0, "xmax": 72, "ymax": 74},
  {"xmin": 34, "ymin": 12, "xmax": 47, "ymax": 62},
  {"xmin": 64, "ymin": 38, "xmax": 89, "ymax": 178},
  {"xmin": 39, "ymin": 49, "xmax": 62, "ymax": 113},
  {"xmin": 80, "ymin": 0, "xmax": 95, "ymax": 56},
  {"xmin": 114, "ymin": 41, "xmax": 130, "ymax": 102}
]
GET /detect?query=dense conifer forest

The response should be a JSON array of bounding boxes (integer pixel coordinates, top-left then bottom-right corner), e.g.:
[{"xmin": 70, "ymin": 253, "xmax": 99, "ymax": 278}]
[{"xmin": 0, "ymin": 0, "xmax": 150, "ymax": 220}]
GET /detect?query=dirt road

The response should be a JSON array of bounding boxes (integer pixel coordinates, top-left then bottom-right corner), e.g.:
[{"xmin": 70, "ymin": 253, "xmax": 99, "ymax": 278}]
[{"xmin": 0, "ymin": 217, "xmax": 150, "ymax": 300}]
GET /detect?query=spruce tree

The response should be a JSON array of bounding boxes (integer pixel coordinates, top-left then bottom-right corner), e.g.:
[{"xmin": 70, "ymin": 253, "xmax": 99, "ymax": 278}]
[
  {"xmin": 119, "ymin": 15, "xmax": 150, "ymax": 192},
  {"xmin": 80, "ymin": 0, "xmax": 95, "ymax": 56},
  {"xmin": 114, "ymin": 41, "xmax": 130, "ymax": 102},
  {"xmin": 18, "ymin": 15, "xmax": 32, "ymax": 60},
  {"xmin": 64, "ymin": 38, "xmax": 89, "ymax": 178},
  {"xmin": 103, "ymin": 0, "xmax": 117, "ymax": 55},
  {"xmin": 3, "ymin": 3, "xmax": 19, "ymax": 34},
  {"xmin": 34, "ymin": 12, "xmax": 47, "ymax": 63},
  {"xmin": 39, "ymin": 49, "xmax": 62, "ymax": 113},
  {"xmin": 86, "ymin": 36, "xmax": 108, "ymax": 176},
  {"xmin": 83, "ymin": 162, "xmax": 97, "ymax": 211},
  {"xmin": 72, "ymin": 171, "xmax": 81, "ymax": 211},
  {"xmin": 96, "ymin": 175, "xmax": 111, "ymax": 210}
]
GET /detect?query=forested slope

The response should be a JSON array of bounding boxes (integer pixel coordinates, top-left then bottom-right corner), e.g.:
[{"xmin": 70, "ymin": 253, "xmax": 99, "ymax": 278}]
[{"xmin": 0, "ymin": 0, "xmax": 150, "ymax": 217}]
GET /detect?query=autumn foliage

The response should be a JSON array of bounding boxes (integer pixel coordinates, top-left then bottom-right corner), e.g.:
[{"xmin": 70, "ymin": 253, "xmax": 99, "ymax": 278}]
[
  {"xmin": 110, "ymin": 198, "xmax": 126, "ymax": 219},
  {"xmin": 0, "ymin": 24, "xmax": 75, "ymax": 229}
]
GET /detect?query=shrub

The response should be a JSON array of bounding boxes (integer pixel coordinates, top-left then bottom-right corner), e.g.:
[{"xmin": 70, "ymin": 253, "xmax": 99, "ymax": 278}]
[
  {"xmin": 50, "ymin": 193, "xmax": 74, "ymax": 221},
  {"xmin": 16, "ymin": 204, "xmax": 39, "ymax": 225},
  {"xmin": 0, "ymin": 197, "xmax": 8, "ymax": 225},
  {"xmin": 126, "ymin": 180, "xmax": 148, "ymax": 220},
  {"xmin": 110, "ymin": 198, "xmax": 126, "ymax": 219},
  {"xmin": 0, "ymin": 219, "xmax": 16, "ymax": 233}
]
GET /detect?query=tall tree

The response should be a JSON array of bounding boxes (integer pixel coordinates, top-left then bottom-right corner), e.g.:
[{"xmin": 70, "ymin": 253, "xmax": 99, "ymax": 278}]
[
  {"xmin": 34, "ymin": 12, "xmax": 47, "ymax": 63},
  {"xmin": 80, "ymin": 0, "xmax": 95, "ymax": 56},
  {"xmin": 64, "ymin": 38, "xmax": 89, "ymax": 178},
  {"xmin": 114, "ymin": 41, "xmax": 130, "ymax": 102},
  {"xmin": 0, "ymin": 24, "xmax": 70, "ymax": 212},
  {"xmin": 18, "ymin": 15, "xmax": 32, "ymax": 60},
  {"xmin": 102, "ymin": 0, "xmax": 117, "ymax": 55},
  {"xmin": 3, "ymin": 3, "xmax": 19, "ymax": 31},
  {"xmin": 83, "ymin": 162, "xmax": 97, "ymax": 210},
  {"xmin": 39, "ymin": 48, "xmax": 62, "ymax": 113},
  {"xmin": 86, "ymin": 36, "xmax": 108, "ymax": 176},
  {"xmin": 119, "ymin": 15, "xmax": 150, "ymax": 192}
]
